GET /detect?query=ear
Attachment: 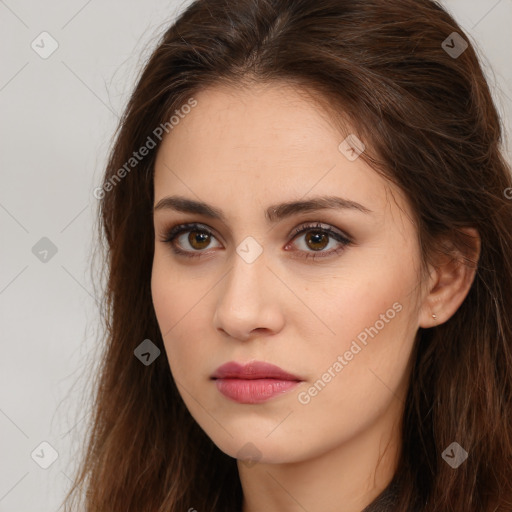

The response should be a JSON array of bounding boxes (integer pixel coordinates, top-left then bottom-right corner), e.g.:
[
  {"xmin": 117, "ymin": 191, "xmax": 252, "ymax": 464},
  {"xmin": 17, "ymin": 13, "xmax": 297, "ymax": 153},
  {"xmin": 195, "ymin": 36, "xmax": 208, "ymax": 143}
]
[{"xmin": 418, "ymin": 227, "xmax": 481, "ymax": 328}]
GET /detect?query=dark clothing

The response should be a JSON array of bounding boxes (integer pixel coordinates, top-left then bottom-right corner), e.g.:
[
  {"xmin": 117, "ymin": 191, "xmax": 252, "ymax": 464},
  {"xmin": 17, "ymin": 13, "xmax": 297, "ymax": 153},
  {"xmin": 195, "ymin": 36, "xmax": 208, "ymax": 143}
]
[{"xmin": 361, "ymin": 476, "xmax": 400, "ymax": 512}]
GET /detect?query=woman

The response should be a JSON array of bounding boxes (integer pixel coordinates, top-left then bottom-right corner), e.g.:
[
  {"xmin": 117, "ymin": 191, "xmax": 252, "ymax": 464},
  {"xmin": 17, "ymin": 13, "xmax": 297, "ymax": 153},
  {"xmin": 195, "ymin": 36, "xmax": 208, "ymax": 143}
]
[{"xmin": 63, "ymin": 0, "xmax": 512, "ymax": 510}]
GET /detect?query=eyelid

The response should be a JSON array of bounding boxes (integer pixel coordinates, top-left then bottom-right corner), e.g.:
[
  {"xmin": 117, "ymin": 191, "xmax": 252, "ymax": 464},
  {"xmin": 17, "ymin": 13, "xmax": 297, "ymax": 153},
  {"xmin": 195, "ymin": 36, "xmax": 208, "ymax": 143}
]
[
  {"xmin": 288, "ymin": 221, "xmax": 352, "ymax": 243},
  {"xmin": 160, "ymin": 222, "xmax": 221, "ymax": 244}
]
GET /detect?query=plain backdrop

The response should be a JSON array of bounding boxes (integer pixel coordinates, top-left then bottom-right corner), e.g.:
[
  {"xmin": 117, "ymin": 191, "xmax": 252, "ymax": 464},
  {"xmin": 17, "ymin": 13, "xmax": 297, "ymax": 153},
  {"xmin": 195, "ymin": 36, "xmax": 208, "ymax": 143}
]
[{"xmin": 0, "ymin": 1, "xmax": 511, "ymax": 510}]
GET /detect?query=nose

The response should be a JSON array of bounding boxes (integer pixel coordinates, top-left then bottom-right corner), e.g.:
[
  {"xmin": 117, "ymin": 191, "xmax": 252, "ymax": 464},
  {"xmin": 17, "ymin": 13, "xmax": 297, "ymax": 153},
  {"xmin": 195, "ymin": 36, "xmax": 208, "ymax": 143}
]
[{"xmin": 212, "ymin": 251, "xmax": 285, "ymax": 342}]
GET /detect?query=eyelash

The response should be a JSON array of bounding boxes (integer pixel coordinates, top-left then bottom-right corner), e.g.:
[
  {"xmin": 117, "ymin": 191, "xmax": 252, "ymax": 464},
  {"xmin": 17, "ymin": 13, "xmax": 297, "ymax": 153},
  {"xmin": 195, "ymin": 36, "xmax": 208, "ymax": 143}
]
[{"xmin": 159, "ymin": 222, "xmax": 352, "ymax": 261}]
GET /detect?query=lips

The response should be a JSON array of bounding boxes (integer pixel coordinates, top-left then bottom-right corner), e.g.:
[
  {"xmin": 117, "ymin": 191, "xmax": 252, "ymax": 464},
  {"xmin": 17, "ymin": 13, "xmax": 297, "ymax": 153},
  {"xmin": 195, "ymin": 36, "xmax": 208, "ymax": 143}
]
[
  {"xmin": 211, "ymin": 361, "xmax": 302, "ymax": 381},
  {"xmin": 211, "ymin": 361, "xmax": 303, "ymax": 404}
]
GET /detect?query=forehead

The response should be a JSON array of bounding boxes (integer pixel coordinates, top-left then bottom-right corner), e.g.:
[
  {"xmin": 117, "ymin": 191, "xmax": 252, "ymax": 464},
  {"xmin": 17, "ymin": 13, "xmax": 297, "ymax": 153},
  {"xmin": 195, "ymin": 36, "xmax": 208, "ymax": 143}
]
[
  {"xmin": 153, "ymin": 82, "xmax": 408, "ymax": 223},
  {"xmin": 157, "ymin": 82, "xmax": 349, "ymax": 168}
]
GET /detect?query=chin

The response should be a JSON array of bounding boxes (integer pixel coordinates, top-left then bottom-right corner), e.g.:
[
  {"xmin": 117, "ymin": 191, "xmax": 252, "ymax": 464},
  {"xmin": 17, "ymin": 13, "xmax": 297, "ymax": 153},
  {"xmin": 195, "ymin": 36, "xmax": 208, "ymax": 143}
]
[{"xmin": 205, "ymin": 430, "xmax": 314, "ymax": 466}]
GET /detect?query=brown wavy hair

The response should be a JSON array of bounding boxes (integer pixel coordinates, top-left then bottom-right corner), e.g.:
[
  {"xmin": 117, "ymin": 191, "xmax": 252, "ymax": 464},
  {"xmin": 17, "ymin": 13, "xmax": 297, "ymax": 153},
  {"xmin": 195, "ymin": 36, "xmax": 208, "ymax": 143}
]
[{"xmin": 61, "ymin": 0, "xmax": 512, "ymax": 510}]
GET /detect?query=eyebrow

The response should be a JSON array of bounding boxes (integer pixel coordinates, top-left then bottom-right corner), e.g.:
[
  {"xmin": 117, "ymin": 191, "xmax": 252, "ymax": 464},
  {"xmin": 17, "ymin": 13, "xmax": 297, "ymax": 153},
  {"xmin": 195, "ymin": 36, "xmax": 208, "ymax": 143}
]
[{"xmin": 153, "ymin": 195, "xmax": 372, "ymax": 223}]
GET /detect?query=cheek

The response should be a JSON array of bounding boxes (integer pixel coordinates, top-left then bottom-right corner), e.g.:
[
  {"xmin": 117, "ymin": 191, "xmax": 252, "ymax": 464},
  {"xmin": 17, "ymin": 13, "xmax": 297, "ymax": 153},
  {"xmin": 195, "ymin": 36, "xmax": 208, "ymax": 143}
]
[
  {"xmin": 151, "ymin": 252, "xmax": 192, "ymax": 365},
  {"xmin": 151, "ymin": 248, "xmax": 203, "ymax": 331},
  {"xmin": 151, "ymin": 255, "xmax": 177, "ymax": 335},
  {"xmin": 292, "ymin": 290, "xmax": 416, "ymax": 452},
  {"xmin": 315, "ymin": 257, "xmax": 417, "ymax": 351},
  {"xmin": 304, "ymin": 255, "xmax": 419, "ymax": 399},
  {"xmin": 151, "ymin": 251, "xmax": 219, "ymax": 379}
]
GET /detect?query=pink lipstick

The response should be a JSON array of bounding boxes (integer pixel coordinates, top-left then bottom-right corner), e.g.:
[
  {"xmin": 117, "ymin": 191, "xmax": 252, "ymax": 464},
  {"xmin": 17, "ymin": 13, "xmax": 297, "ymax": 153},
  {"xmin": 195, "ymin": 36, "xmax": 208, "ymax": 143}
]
[{"xmin": 211, "ymin": 361, "xmax": 303, "ymax": 404}]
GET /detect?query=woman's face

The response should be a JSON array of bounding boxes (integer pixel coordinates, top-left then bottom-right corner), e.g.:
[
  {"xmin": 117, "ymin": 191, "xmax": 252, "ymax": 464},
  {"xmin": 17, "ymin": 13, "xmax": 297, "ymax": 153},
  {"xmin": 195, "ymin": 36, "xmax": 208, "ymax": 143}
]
[{"xmin": 151, "ymin": 82, "xmax": 428, "ymax": 464}]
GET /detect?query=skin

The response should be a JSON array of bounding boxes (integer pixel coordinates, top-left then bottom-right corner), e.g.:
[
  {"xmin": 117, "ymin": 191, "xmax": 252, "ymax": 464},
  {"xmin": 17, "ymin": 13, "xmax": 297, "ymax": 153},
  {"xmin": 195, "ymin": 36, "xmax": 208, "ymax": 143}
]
[{"xmin": 151, "ymin": 82, "xmax": 479, "ymax": 512}]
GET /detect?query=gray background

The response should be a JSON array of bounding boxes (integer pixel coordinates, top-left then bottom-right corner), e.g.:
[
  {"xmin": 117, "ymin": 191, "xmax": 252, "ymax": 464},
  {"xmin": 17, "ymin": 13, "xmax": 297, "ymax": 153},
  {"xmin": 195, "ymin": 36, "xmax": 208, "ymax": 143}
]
[{"xmin": 0, "ymin": 1, "xmax": 511, "ymax": 510}]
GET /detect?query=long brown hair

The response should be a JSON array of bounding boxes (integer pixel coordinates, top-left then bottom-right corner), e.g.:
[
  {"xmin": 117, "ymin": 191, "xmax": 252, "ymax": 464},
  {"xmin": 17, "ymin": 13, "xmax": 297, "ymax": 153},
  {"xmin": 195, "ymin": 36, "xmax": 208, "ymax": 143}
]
[{"xmin": 62, "ymin": 1, "xmax": 512, "ymax": 510}]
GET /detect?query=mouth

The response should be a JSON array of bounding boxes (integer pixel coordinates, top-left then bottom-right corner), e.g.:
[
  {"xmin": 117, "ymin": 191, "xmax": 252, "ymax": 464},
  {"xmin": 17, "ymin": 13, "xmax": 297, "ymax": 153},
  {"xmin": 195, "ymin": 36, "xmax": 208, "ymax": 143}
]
[{"xmin": 211, "ymin": 361, "xmax": 303, "ymax": 404}]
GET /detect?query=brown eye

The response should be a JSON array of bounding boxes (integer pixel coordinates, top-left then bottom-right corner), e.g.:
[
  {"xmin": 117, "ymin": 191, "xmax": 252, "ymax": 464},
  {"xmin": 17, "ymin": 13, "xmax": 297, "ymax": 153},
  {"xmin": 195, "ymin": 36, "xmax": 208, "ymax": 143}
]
[
  {"xmin": 286, "ymin": 222, "xmax": 352, "ymax": 260},
  {"xmin": 187, "ymin": 229, "xmax": 212, "ymax": 250},
  {"xmin": 303, "ymin": 230, "xmax": 330, "ymax": 251},
  {"xmin": 160, "ymin": 223, "xmax": 221, "ymax": 258},
  {"xmin": 161, "ymin": 221, "xmax": 352, "ymax": 261}
]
